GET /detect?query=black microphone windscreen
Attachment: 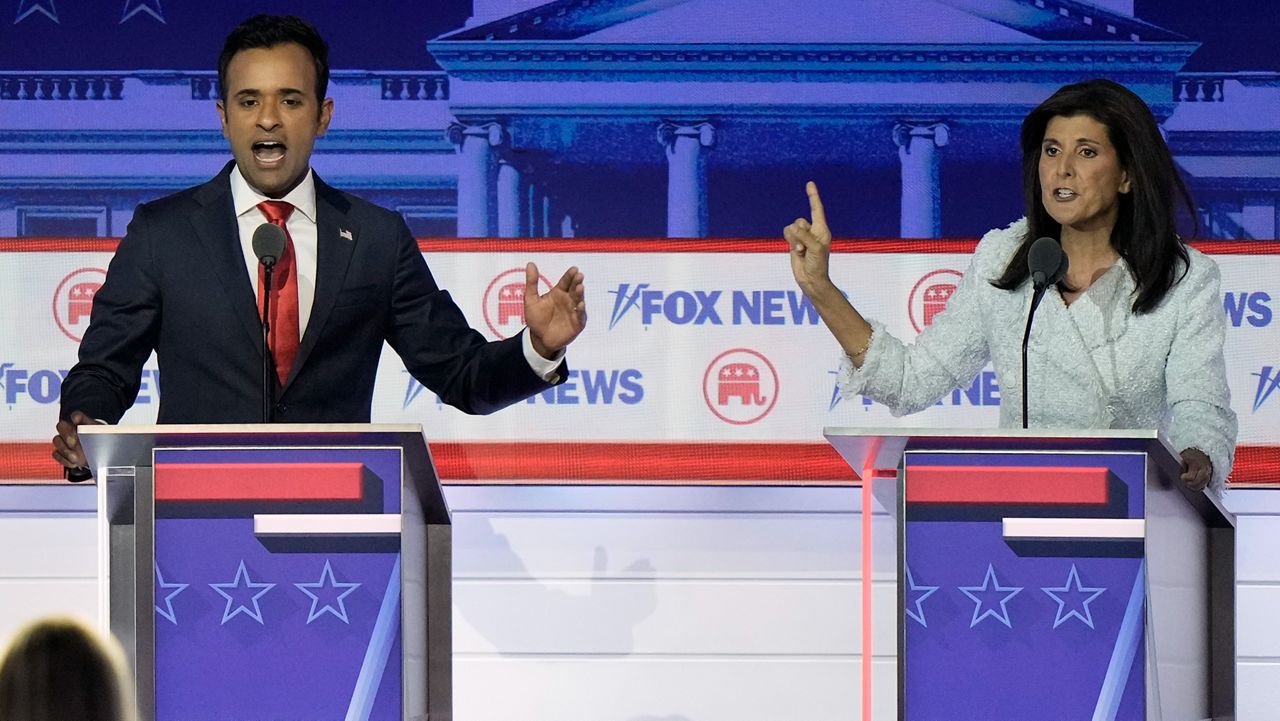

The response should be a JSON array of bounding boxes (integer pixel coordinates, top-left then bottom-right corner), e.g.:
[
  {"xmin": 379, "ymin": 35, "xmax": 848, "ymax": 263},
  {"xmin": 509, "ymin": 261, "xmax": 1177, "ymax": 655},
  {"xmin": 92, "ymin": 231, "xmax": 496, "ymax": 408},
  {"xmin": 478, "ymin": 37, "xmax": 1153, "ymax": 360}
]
[
  {"xmin": 252, "ymin": 223, "xmax": 287, "ymax": 266},
  {"xmin": 1028, "ymin": 236, "xmax": 1067, "ymax": 288}
]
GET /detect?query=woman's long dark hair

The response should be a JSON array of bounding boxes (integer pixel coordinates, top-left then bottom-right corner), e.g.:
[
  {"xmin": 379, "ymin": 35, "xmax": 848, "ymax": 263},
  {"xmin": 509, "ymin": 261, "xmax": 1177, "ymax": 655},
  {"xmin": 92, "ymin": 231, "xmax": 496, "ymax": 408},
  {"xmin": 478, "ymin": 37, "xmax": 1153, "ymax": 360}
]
[{"xmin": 991, "ymin": 78, "xmax": 1195, "ymax": 314}]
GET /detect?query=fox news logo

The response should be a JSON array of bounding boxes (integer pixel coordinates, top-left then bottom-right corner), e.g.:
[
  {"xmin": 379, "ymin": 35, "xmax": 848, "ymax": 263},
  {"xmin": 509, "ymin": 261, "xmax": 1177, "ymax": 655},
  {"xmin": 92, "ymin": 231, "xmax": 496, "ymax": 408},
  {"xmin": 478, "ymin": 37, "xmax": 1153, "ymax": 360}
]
[
  {"xmin": 1223, "ymin": 291, "xmax": 1272, "ymax": 328},
  {"xmin": 607, "ymin": 283, "xmax": 819, "ymax": 329},
  {"xmin": 53, "ymin": 268, "xmax": 107, "ymax": 342},
  {"xmin": 403, "ymin": 369, "xmax": 644, "ymax": 408},
  {"xmin": 703, "ymin": 348, "xmax": 779, "ymax": 425},
  {"xmin": 1253, "ymin": 365, "xmax": 1279, "ymax": 413},
  {"xmin": 829, "ymin": 369, "xmax": 1001, "ymax": 412},
  {"xmin": 482, "ymin": 268, "xmax": 551, "ymax": 340},
  {"xmin": 1, "ymin": 363, "xmax": 160, "ymax": 406},
  {"xmin": 526, "ymin": 369, "xmax": 644, "ymax": 405},
  {"xmin": 908, "ymin": 269, "xmax": 963, "ymax": 333}
]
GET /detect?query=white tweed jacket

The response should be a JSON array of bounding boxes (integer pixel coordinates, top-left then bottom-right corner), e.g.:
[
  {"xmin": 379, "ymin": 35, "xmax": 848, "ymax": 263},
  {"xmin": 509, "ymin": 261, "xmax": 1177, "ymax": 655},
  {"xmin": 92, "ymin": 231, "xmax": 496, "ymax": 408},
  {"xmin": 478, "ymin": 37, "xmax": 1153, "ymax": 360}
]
[{"xmin": 839, "ymin": 218, "xmax": 1237, "ymax": 491}]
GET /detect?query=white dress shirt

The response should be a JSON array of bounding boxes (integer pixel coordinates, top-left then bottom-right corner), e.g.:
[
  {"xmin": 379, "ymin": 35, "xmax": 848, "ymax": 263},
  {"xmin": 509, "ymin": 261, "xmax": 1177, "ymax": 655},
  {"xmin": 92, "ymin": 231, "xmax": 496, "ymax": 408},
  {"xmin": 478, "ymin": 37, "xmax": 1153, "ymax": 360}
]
[{"xmin": 230, "ymin": 164, "xmax": 562, "ymax": 380}]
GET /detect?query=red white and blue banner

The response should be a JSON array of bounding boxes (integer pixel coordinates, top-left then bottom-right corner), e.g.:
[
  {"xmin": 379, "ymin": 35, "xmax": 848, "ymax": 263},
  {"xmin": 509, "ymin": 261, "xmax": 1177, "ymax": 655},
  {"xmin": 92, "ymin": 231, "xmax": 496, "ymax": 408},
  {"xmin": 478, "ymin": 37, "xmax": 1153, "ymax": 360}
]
[{"xmin": 1, "ymin": 238, "xmax": 1277, "ymax": 484}]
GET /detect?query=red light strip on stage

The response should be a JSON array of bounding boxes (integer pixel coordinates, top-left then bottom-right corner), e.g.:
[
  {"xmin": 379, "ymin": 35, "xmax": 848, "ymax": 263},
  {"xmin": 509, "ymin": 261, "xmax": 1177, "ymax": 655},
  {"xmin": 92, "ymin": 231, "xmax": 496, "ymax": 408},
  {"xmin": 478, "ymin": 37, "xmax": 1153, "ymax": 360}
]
[
  {"xmin": 430, "ymin": 441, "xmax": 853, "ymax": 483},
  {"xmin": 4, "ymin": 237, "xmax": 1279, "ymax": 255},
  {"xmin": 2, "ymin": 442, "xmax": 1278, "ymax": 485},
  {"xmin": 154, "ymin": 462, "xmax": 365, "ymax": 501},
  {"xmin": 858, "ymin": 436, "xmax": 885, "ymax": 721},
  {"xmin": 0, "ymin": 237, "xmax": 121, "ymax": 252},
  {"xmin": 904, "ymin": 466, "xmax": 1110, "ymax": 505},
  {"xmin": 416, "ymin": 238, "xmax": 988, "ymax": 254}
]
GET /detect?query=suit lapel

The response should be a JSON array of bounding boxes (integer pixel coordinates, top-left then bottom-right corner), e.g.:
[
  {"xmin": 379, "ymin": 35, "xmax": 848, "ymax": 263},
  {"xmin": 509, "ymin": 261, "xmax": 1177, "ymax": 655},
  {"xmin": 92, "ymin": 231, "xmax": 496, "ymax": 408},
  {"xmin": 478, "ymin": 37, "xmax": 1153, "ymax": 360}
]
[
  {"xmin": 190, "ymin": 165, "xmax": 265, "ymax": 357},
  {"xmin": 286, "ymin": 175, "xmax": 357, "ymax": 389},
  {"xmin": 1028, "ymin": 288, "xmax": 1108, "ymax": 407},
  {"xmin": 1064, "ymin": 261, "xmax": 1132, "ymax": 351},
  {"xmin": 1026, "ymin": 273, "xmax": 1135, "ymax": 426}
]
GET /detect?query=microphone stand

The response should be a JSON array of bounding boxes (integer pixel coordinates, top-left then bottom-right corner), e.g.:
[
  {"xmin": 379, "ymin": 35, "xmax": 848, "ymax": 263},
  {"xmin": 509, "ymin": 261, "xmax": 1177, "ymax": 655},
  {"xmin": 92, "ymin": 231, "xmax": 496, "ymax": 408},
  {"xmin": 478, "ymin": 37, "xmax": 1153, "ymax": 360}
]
[
  {"xmin": 261, "ymin": 260, "xmax": 276, "ymax": 424},
  {"xmin": 1021, "ymin": 279, "xmax": 1050, "ymax": 429}
]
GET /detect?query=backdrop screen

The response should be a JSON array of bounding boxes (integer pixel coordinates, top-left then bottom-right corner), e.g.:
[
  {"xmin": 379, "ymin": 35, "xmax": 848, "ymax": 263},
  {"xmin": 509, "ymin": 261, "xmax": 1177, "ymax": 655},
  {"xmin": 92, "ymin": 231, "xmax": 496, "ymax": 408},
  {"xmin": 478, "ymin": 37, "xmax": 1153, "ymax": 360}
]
[{"xmin": 2, "ymin": 0, "xmax": 1277, "ymax": 484}]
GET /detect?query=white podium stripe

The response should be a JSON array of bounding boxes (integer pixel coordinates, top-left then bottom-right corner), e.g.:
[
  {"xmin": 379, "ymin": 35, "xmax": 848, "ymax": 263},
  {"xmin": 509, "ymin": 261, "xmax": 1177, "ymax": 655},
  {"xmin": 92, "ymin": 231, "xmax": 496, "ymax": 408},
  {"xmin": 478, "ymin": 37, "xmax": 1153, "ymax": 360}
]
[
  {"xmin": 1002, "ymin": 518, "xmax": 1145, "ymax": 541},
  {"xmin": 253, "ymin": 514, "xmax": 402, "ymax": 537}
]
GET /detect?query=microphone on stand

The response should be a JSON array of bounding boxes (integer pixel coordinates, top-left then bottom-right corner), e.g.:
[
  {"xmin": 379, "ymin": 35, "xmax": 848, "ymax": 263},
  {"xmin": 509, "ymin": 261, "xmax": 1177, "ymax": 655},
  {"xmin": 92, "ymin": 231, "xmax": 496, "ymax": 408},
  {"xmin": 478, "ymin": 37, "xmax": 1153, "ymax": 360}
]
[
  {"xmin": 1021, "ymin": 236, "xmax": 1068, "ymax": 429},
  {"xmin": 252, "ymin": 224, "xmax": 287, "ymax": 424}
]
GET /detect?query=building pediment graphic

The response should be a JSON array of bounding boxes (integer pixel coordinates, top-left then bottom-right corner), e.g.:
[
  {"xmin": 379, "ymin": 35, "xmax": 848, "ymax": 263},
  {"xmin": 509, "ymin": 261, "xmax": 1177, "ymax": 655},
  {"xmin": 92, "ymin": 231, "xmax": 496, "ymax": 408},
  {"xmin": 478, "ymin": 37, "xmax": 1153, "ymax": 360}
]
[
  {"xmin": 430, "ymin": 0, "xmax": 1195, "ymax": 87},
  {"xmin": 437, "ymin": 0, "xmax": 1184, "ymax": 44}
]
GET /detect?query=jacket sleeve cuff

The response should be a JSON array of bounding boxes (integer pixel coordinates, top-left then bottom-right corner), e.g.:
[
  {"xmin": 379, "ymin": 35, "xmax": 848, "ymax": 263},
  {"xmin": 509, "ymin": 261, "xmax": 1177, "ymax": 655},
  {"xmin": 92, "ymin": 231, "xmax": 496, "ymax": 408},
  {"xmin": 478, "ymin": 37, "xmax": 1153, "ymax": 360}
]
[{"xmin": 521, "ymin": 329, "xmax": 565, "ymax": 383}]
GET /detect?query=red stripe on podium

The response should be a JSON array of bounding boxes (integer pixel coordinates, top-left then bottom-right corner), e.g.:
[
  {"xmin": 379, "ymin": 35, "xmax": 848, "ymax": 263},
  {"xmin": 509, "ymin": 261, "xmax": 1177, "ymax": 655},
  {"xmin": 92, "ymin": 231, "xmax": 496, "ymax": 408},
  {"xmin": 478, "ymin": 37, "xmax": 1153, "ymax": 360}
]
[
  {"xmin": 154, "ymin": 463, "xmax": 365, "ymax": 501},
  {"xmin": 905, "ymin": 466, "xmax": 1110, "ymax": 505}
]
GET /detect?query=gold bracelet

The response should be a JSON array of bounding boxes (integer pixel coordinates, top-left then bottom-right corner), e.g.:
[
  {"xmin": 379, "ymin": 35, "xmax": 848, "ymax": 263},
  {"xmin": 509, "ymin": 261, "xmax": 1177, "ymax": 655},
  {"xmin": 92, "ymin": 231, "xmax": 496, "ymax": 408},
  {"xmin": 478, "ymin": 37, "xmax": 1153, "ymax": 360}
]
[{"xmin": 849, "ymin": 328, "xmax": 874, "ymax": 358}]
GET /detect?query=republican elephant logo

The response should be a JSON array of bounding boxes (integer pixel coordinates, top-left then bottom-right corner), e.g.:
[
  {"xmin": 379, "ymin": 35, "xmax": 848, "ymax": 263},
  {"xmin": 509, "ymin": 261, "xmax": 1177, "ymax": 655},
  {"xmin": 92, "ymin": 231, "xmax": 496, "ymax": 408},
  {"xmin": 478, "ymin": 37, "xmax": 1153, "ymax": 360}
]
[
  {"xmin": 483, "ymin": 267, "xmax": 550, "ymax": 339},
  {"xmin": 53, "ymin": 267, "xmax": 107, "ymax": 343},
  {"xmin": 496, "ymin": 282, "xmax": 526, "ymax": 325},
  {"xmin": 909, "ymin": 269, "xmax": 963, "ymax": 333},
  {"xmin": 717, "ymin": 362, "xmax": 766, "ymax": 406},
  {"xmin": 703, "ymin": 348, "xmax": 779, "ymax": 425},
  {"xmin": 67, "ymin": 281, "xmax": 101, "ymax": 324},
  {"xmin": 921, "ymin": 282, "xmax": 956, "ymax": 327}
]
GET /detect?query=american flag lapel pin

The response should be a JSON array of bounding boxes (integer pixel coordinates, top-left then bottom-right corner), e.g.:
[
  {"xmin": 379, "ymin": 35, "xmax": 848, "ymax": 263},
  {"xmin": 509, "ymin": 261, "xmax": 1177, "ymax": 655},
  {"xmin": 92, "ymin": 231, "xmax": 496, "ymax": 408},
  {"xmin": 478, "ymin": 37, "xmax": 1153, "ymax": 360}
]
[{"xmin": 339, "ymin": 228, "xmax": 353, "ymax": 240}]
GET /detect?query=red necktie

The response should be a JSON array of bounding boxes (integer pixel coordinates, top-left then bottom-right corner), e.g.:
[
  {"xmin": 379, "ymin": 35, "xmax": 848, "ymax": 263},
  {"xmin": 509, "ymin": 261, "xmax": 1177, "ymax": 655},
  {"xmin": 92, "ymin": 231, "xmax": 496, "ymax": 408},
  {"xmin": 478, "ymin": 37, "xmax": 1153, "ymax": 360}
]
[{"xmin": 256, "ymin": 200, "xmax": 299, "ymax": 385}]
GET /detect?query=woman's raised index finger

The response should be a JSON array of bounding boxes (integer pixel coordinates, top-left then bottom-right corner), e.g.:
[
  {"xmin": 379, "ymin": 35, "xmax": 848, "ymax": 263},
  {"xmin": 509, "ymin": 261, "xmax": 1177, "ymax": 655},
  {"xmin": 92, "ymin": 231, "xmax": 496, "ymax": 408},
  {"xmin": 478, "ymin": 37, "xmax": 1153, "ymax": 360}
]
[{"xmin": 805, "ymin": 181, "xmax": 827, "ymax": 229}]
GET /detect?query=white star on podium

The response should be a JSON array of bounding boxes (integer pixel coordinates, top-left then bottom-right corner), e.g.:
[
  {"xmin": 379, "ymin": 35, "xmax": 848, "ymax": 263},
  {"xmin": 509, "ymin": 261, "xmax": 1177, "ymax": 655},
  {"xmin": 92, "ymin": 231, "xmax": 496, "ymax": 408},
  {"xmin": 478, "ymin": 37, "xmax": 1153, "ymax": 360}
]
[
  {"xmin": 958, "ymin": 564, "xmax": 1022, "ymax": 628},
  {"xmin": 295, "ymin": 559, "xmax": 361, "ymax": 624},
  {"xmin": 1042, "ymin": 564, "xmax": 1106, "ymax": 629},
  {"xmin": 154, "ymin": 564, "xmax": 187, "ymax": 625},
  {"xmin": 15, "ymin": 0, "xmax": 58, "ymax": 24},
  {"xmin": 904, "ymin": 566, "xmax": 939, "ymax": 628},
  {"xmin": 120, "ymin": 0, "xmax": 164, "ymax": 24},
  {"xmin": 210, "ymin": 560, "xmax": 275, "ymax": 625}
]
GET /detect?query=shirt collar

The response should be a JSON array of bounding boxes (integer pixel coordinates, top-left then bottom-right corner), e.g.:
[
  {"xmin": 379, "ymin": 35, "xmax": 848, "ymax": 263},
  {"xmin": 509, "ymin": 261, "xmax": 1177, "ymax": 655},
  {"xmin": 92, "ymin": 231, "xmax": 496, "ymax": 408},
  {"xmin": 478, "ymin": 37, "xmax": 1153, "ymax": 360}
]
[{"xmin": 229, "ymin": 164, "xmax": 318, "ymax": 224}]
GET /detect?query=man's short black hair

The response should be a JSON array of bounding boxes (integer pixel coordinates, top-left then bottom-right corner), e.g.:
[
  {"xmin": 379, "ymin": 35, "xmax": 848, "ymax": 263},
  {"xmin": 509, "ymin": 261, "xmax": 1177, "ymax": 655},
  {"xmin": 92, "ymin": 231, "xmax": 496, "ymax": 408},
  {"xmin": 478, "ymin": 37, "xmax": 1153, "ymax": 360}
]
[{"xmin": 218, "ymin": 14, "xmax": 330, "ymax": 103}]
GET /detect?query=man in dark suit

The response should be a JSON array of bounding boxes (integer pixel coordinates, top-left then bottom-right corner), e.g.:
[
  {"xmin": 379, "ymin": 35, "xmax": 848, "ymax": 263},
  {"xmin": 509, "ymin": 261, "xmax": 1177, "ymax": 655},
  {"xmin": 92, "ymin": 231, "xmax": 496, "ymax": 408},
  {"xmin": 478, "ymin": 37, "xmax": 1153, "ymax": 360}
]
[{"xmin": 51, "ymin": 15, "xmax": 585, "ymax": 473}]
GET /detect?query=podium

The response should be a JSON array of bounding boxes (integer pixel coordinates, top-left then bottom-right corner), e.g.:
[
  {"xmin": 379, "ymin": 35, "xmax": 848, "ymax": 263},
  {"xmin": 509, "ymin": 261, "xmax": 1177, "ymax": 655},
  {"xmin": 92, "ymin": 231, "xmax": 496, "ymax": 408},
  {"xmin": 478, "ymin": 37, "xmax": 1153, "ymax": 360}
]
[
  {"xmin": 825, "ymin": 427, "xmax": 1235, "ymax": 721},
  {"xmin": 81, "ymin": 423, "xmax": 452, "ymax": 721}
]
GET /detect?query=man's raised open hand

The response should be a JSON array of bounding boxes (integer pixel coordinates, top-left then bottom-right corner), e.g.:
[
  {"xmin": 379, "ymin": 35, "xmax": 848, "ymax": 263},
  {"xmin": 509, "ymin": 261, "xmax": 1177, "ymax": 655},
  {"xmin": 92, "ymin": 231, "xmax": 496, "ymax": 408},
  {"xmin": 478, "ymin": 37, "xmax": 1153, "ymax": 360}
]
[{"xmin": 524, "ymin": 262, "xmax": 586, "ymax": 359}]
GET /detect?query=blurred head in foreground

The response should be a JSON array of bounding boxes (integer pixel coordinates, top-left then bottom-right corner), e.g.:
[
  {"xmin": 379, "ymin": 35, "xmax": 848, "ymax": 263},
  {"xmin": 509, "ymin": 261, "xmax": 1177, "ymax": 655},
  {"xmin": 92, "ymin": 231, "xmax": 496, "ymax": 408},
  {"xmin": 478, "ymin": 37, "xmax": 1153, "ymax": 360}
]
[{"xmin": 0, "ymin": 616, "xmax": 134, "ymax": 721}]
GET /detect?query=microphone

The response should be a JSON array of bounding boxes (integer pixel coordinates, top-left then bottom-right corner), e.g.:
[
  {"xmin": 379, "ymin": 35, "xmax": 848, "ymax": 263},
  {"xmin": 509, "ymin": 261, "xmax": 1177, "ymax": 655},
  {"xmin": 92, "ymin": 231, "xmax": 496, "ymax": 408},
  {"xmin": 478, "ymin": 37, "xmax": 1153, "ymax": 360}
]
[
  {"xmin": 253, "ymin": 223, "xmax": 287, "ymax": 423},
  {"xmin": 1028, "ymin": 235, "xmax": 1068, "ymax": 289},
  {"xmin": 252, "ymin": 223, "xmax": 287, "ymax": 268},
  {"xmin": 1021, "ymin": 237, "xmax": 1068, "ymax": 429}
]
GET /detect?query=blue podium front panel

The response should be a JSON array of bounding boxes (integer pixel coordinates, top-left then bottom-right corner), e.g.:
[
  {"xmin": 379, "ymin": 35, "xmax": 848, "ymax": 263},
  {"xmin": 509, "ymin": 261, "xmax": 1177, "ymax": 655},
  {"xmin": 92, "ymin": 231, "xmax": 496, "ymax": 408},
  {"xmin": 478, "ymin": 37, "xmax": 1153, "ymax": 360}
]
[
  {"xmin": 150, "ymin": 447, "xmax": 404, "ymax": 721},
  {"xmin": 901, "ymin": 451, "xmax": 1147, "ymax": 721}
]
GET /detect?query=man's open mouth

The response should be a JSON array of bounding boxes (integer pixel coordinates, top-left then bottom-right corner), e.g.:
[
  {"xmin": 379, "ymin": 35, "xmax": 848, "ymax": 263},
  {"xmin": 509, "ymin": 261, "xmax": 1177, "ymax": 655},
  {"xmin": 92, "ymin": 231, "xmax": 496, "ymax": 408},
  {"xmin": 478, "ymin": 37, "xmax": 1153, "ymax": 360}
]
[{"xmin": 252, "ymin": 141, "xmax": 286, "ymax": 163}]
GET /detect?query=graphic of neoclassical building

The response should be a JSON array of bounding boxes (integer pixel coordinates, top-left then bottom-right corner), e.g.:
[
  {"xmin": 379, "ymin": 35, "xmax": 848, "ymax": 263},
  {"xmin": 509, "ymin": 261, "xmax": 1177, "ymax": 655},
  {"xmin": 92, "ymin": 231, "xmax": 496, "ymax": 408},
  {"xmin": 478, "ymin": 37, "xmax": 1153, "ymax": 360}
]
[{"xmin": 1, "ymin": 0, "xmax": 1276, "ymax": 240}]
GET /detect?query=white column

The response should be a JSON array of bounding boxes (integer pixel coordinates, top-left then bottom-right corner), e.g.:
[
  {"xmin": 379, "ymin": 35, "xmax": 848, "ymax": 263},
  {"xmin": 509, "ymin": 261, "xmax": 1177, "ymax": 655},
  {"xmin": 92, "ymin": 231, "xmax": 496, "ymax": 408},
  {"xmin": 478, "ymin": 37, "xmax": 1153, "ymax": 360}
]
[
  {"xmin": 110, "ymin": 204, "xmax": 135, "ymax": 237},
  {"xmin": 496, "ymin": 159, "xmax": 525, "ymax": 238},
  {"xmin": 893, "ymin": 122, "xmax": 949, "ymax": 239},
  {"xmin": 447, "ymin": 121, "xmax": 505, "ymax": 238},
  {"xmin": 533, "ymin": 191, "xmax": 559, "ymax": 238},
  {"xmin": 541, "ymin": 193, "xmax": 554, "ymax": 238},
  {"xmin": 657, "ymin": 121, "xmax": 716, "ymax": 238},
  {"xmin": 526, "ymin": 178, "xmax": 543, "ymax": 238}
]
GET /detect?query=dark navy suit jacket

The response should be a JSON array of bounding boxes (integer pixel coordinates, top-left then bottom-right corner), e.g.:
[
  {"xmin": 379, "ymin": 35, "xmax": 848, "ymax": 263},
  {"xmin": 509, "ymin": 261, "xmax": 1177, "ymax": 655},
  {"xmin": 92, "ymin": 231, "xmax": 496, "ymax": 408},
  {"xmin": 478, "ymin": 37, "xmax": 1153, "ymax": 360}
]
[{"xmin": 61, "ymin": 163, "xmax": 558, "ymax": 423}]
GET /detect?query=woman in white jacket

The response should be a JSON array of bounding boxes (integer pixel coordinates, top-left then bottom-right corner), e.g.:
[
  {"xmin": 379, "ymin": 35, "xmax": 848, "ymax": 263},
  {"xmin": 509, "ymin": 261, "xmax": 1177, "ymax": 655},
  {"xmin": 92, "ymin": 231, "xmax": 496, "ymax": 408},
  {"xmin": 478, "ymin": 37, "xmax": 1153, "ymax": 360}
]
[{"xmin": 785, "ymin": 78, "xmax": 1236, "ymax": 493}]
